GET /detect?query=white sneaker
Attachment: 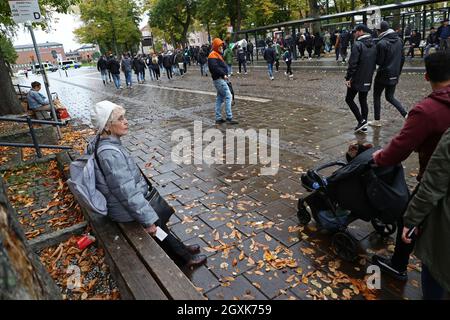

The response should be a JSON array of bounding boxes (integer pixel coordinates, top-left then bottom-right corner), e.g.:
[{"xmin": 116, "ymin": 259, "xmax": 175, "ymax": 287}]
[
  {"xmin": 289, "ymin": 74, "xmax": 294, "ymax": 78},
  {"xmin": 270, "ymin": 77, "xmax": 274, "ymax": 80},
  {"xmin": 368, "ymin": 120, "xmax": 382, "ymax": 127},
  {"xmin": 284, "ymin": 72, "xmax": 288, "ymax": 75}
]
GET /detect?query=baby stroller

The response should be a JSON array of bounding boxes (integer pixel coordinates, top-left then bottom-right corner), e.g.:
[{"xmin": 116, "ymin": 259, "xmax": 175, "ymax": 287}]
[{"xmin": 297, "ymin": 147, "xmax": 410, "ymax": 261}]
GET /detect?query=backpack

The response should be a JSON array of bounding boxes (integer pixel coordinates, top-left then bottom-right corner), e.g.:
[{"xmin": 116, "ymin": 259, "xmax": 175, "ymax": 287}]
[{"xmin": 67, "ymin": 138, "xmax": 120, "ymax": 216}]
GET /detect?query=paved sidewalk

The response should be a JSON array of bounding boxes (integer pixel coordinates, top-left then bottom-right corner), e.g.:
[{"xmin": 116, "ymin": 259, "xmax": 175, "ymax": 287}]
[{"xmin": 14, "ymin": 67, "xmax": 426, "ymax": 299}]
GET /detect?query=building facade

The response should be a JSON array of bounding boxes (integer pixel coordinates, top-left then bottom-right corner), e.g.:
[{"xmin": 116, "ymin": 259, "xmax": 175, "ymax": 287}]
[
  {"xmin": 14, "ymin": 42, "xmax": 65, "ymax": 68},
  {"xmin": 76, "ymin": 44, "xmax": 100, "ymax": 62}
]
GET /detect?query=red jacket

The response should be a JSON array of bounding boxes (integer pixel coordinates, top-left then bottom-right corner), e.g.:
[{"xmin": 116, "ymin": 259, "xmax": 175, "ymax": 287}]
[{"xmin": 374, "ymin": 85, "xmax": 450, "ymax": 180}]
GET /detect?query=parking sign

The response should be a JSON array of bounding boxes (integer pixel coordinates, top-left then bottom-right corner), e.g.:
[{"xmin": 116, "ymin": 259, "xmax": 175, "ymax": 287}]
[{"xmin": 8, "ymin": 0, "xmax": 42, "ymax": 23}]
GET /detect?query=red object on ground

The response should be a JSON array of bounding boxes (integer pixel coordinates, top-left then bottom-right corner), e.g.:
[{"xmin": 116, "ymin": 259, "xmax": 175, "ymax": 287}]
[{"xmin": 77, "ymin": 235, "xmax": 96, "ymax": 250}]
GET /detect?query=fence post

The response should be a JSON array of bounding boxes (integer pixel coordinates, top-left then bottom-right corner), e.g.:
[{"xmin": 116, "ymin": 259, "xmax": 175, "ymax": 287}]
[{"xmin": 26, "ymin": 116, "xmax": 42, "ymax": 158}]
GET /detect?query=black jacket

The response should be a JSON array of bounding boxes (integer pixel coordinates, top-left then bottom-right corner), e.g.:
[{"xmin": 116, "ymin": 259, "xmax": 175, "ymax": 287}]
[
  {"xmin": 340, "ymin": 31, "xmax": 351, "ymax": 48},
  {"xmin": 345, "ymin": 35, "xmax": 376, "ymax": 92},
  {"xmin": 97, "ymin": 58, "xmax": 108, "ymax": 71},
  {"xmin": 162, "ymin": 54, "xmax": 173, "ymax": 68},
  {"xmin": 427, "ymin": 32, "xmax": 438, "ymax": 45},
  {"xmin": 314, "ymin": 35, "xmax": 324, "ymax": 47},
  {"xmin": 237, "ymin": 48, "xmax": 246, "ymax": 62},
  {"xmin": 208, "ymin": 56, "xmax": 228, "ymax": 80},
  {"xmin": 198, "ymin": 48, "xmax": 208, "ymax": 65},
  {"xmin": 132, "ymin": 58, "xmax": 146, "ymax": 73},
  {"xmin": 375, "ymin": 30, "xmax": 405, "ymax": 86},
  {"xmin": 107, "ymin": 59, "xmax": 121, "ymax": 75},
  {"xmin": 263, "ymin": 46, "xmax": 276, "ymax": 64},
  {"xmin": 410, "ymin": 33, "xmax": 421, "ymax": 46}
]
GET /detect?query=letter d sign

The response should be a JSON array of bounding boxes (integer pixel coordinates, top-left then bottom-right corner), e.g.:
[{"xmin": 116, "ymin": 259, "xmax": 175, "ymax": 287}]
[{"xmin": 34, "ymin": 12, "xmax": 41, "ymax": 20}]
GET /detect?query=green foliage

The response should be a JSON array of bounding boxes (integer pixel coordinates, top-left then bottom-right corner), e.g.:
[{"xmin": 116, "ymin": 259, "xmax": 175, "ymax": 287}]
[
  {"xmin": 0, "ymin": 34, "xmax": 17, "ymax": 64},
  {"xmin": 74, "ymin": 0, "xmax": 142, "ymax": 55},
  {"xmin": 147, "ymin": 0, "xmax": 196, "ymax": 46}
]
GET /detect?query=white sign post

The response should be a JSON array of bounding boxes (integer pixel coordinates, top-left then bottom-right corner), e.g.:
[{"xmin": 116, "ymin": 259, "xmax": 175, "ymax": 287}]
[
  {"xmin": 9, "ymin": 0, "xmax": 61, "ymax": 139},
  {"xmin": 8, "ymin": 0, "xmax": 42, "ymax": 23}
]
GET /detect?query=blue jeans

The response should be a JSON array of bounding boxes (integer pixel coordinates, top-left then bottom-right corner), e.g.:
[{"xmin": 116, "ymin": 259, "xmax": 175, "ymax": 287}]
[
  {"xmin": 201, "ymin": 63, "xmax": 208, "ymax": 76},
  {"xmin": 424, "ymin": 44, "xmax": 438, "ymax": 57},
  {"xmin": 213, "ymin": 79, "xmax": 233, "ymax": 121},
  {"xmin": 100, "ymin": 69, "xmax": 107, "ymax": 82},
  {"xmin": 136, "ymin": 71, "xmax": 144, "ymax": 82},
  {"xmin": 267, "ymin": 63, "xmax": 274, "ymax": 78},
  {"xmin": 125, "ymin": 71, "xmax": 132, "ymax": 87},
  {"xmin": 422, "ymin": 264, "xmax": 447, "ymax": 300},
  {"xmin": 112, "ymin": 73, "xmax": 121, "ymax": 88},
  {"xmin": 227, "ymin": 64, "xmax": 232, "ymax": 75}
]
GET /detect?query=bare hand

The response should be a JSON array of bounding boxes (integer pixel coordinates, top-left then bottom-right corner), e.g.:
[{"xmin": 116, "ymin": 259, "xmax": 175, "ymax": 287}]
[
  {"xmin": 145, "ymin": 224, "xmax": 157, "ymax": 236},
  {"xmin": 345, "ymin": 80, "xmax": 351, "ymax": 88},
  {"xmin": 401, "ymin": 226, "xmax": 417, "ymax": 244},
  {"xmin": 372, "ymin": 149, "xmax": 382, "ymax": 159}
]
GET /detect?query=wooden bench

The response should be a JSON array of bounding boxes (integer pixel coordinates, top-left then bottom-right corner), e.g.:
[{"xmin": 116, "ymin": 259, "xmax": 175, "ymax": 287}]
[{"xmin": 59, "ymin": 152, "xmax": 204, "ymax": 300}]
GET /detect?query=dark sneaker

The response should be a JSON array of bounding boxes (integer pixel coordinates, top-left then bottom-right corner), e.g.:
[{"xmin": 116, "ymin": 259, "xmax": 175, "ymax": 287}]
[
  {"xmin": 372, "ymin": 255, "xmax": 408, "ymax": 281},
  {"xmin": 186, "ymin": 254, "xmax": 207, "ymax": 268},
  {"xmin": 226, "ymin": 119, "xmax": 239, "ymax": 125},
  {"xmin": 215, "ymin": 119, "xmax": 226, "ymax": 124},
  {"xmin": 354, "ymin": 120, "xmax": 368, "ymax": 133},
  {"xmin": 185, "ymin": 244, "xmax": 200, "ymax": 254}
]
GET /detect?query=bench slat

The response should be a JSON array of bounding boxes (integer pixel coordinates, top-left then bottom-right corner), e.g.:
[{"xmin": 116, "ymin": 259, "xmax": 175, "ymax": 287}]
[
  {"xmin": 86, "ymin": 211, "xmax": 168, "ymax": 300},
  {"xmin": 119, "ymin": 222, "xmax": 205, "ymax": 300}
]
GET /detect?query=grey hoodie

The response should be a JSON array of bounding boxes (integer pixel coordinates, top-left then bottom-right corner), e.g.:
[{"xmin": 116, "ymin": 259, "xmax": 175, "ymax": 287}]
[{"xmin": 88, "ymin": 135, "xmax": 158, "ymax": 227}]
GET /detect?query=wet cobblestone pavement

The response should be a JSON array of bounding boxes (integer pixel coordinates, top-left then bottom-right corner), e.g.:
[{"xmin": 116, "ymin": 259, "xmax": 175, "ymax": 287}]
[{"xmin": 13, "ymin": 64, "xmax": 428, "ymax": 299}]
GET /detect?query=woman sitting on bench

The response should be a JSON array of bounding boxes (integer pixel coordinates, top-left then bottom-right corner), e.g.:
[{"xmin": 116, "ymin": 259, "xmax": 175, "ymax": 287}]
[{"xmin": 91, "ymin": 101, "xmax": 207, "ymax": 268}]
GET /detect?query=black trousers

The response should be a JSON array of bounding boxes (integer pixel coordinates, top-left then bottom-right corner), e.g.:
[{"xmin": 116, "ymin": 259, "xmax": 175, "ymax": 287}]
[
  {"xmin": 275, "ymin": 59, "xmax": 279, "ymax": 71},
  {"xmin": 286, "ymin": 61, "xmax": 292, "ymax": 75},
  {"xmin": 391, "ymin": 185, "xmax": 419, "ymax": 271},
  {"xmin": 340, "ymin": 46, "xmax": 348, "ymax": 61},
  {"xmin": 150, "ymin": 199, "xmax": 191, "ymax": 263},
  {"xmin": 345, "ymin": 87, "xmax": 368, "ymax": 123},
  {"xmin": 238, "ymin": 60, "xmax": 247, "ymax": 73},
  {"xmin": 306, "ymin": 46, "xmax": 313, "ymax": 58},
  {"xmin": 373, "ymin": 82, "xmax": 407, "ymax": 120},
  {"xmin": 165, "ymin": 67, "xmax": 172, "ymax": 79},
  {"xmin": 298, "ymin": 45, "xmax": 305, "ymax": 58},
  {"xmin": 152, "ymin": 67, "xmax": 160, "ymax": 80}
]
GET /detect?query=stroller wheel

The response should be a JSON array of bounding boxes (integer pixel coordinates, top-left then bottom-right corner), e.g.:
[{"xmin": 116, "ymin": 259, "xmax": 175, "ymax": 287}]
[
  {"xmin": 331, "ymin": 232, "xmax": 358, "ymax": 262},
  {"xmin": 371, "ymin": 218, "xmax": 397, "ymax": 237},
  {"xmin": 297, "ymin": 203, "xmax": 312, "ymax": 225}
]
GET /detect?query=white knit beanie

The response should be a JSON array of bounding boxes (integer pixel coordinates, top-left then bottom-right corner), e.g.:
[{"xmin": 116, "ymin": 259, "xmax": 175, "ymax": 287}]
[{"xmin": 91, "ymin": 100, "xmax": 120, "ymax": 133}]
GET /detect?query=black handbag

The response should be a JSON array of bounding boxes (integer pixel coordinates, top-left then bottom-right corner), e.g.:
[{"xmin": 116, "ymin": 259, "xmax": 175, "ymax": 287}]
[{"xmin": 138, "ymin": 167, "xmax": 175, "ymax": 221}]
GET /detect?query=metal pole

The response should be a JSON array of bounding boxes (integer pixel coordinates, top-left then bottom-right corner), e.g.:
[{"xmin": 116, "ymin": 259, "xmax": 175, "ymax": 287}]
[
  {"xmin": 26, "ymin": 116, "xmax": 42, "ymax": 158},
  {"xmin": 27, "ymin": 24, "xmax": 61, "ymax": 139}
]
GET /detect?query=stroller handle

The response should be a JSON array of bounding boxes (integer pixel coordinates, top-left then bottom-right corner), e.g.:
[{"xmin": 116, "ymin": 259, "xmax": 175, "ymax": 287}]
[{"xmin": 314, "ymin": 161, "xmax": 347, "ymax": 173}]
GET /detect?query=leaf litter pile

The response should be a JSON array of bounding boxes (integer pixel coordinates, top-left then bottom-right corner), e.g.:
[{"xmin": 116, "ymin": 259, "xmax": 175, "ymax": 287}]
[{"xmin": 1, "ymin": 125, "xmax": 119, "ymax": 299}]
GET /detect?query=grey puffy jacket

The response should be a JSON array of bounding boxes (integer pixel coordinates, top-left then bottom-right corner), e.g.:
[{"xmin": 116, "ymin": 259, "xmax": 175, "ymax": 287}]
[{"xmin": 88, "ymin": 135, "xmax": 159, "ymax": 227}]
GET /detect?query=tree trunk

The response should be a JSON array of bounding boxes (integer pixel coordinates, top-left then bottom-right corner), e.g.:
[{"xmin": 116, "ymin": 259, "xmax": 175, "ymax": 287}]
[
  {"xmin": 308, "ymin": 0, "xmax": 321, "ymax": 33},
  {"xmin": 0, "ymin": 53, "xmax": 23, "ymax": 116},
  {"xmin": 233, "ymin": 0, "xmax": 242, "ymax": 42},
  {"xmin": 0, "ymin": 178, "xmax": 61, "ymax": 300}
]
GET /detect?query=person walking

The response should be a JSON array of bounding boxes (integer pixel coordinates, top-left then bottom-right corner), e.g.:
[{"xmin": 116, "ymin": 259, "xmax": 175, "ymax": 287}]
[
  {"xmin": 297, "ymin": 33, "xmax": 306, "ymax": 60},
  {"xmin": 339, "ymin": 29, "xmax": 351, "ymax": 63},
  {"xmin": 305, "ymin": 32, "xmax": 314, "ymax": 60},
  {"xmin": 283, "ymin": 47, "xmax": 293, "ymax": 79},
  {"xmin": 314, "ymin": 32, "xmax": 324, "ymax": 58},
  {"xmin": 274, "ymin": 41, "xmax": 282, "ymax": 71},
  {"xmin": 198, "ymin": 45, "xmax": 209, "ymax": 76},
  {"xmin": 223, "ymin": 43, "xmax": 233, "ymax": 76},
  {"xmin": 208, "ymin": 38, "xmax": 238, "ymax": 125},
  {"xmin": 106, "ymin": 54, "xmax": 113, "ymax": 83},
  {"xmin": 236, "ymin": 45, "xmax": 247, "ymax": 74},
  {"xmin": 264, "ymin": 40, "xmax": 276, "ymax": 80},
  {"xmin": 121, "ymin": 53, "xmax": 133, "ymax": 88},
  {"xmin": 132, "ymin": 55, "xmax": 146, "ymax": 84},
  {"xmin": 150, "ymin": 54, "xmax": 160, "ymax": 81},
  {"xmin": 344, "ymin": 24, "xmax": 377, "ymax": 133},
  {"xmin": 324, "ymin": 30, "xmax": 332, "ymax": 53},
  {"xmin": 371, "ymin": 51, "xmax": 450, "ymax": 281},
  {"xmin": 162, "ymin": 51, "xmax": 173, "ymax": 80},
  {"xmin": 402, "ymin": 128, "xmax": 450, "ymax": 300},
  {"xmin": 97, "ymin": 55, "xmax": 108, "ymax": 85},
  {"xmin": 437, "ymin": 19, "xmax": 450, "ymax": 51},
  {"xmin": 247, "ymin": 41, "xmax": 254, "ymax": 63},
  {"xmin": 370, "ymin": 21, "xmax": 408, "ymax": 127},
  {"xmin": 334, "ymin": 30, "xmax": 341, "ymax": 61},
  {"xmin": 107, "ymin": 55, "xmax": 122, "ymax": 89}
]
